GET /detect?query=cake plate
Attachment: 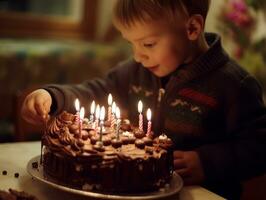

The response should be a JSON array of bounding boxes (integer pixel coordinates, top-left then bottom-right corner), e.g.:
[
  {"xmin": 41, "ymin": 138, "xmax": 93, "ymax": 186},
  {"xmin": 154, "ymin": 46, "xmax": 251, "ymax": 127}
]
[{"xmin": 27, "ymin": 155, "xmax": 183, "ymax": 200}]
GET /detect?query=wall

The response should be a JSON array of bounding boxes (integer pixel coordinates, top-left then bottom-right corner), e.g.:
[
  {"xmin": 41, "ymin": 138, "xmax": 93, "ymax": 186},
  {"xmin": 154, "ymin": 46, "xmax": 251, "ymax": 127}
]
[
  {"xmin": 205, "ymin": 0, "xmax": 224, "ymax": 33},
  {"xmin": 96, "ymin": 0, "xmax": 117, "ymax": 40}
]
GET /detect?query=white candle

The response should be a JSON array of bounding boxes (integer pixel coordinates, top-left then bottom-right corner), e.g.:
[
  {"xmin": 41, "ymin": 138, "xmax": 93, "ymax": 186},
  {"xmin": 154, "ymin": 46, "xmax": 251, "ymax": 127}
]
[
  {"xmin": 95, "ymin": 104, "xmax": 100, "ymax": 130},
  {"xmin": 75, "ymin": 98, "xmax": 80, "ymax": 112},
  {"xmin": 111, "ymin": 102, "xmax": 116, "ymax": 130},
  {"xmin": 108, "ymin": 94, "xmax": 113, "ymax": 122},
  {"xmin": 138, "ymin": 100, "xmax": 143, "ymax": 132},
  {"xmin": 90, "ymin": 101, "xmax": 95, "ymax": 126},
  {"xmin": 115, "ymin": 107, "xmax": 121, "ymax": 140},
  {"xmin": 74, "ymin": 98, "xmax": 80, "ymax": 123},
  {"xmin": 99, "ymin": 106, "xmax": 105, "ymax": 142},
  {"xmin": 146, "ymin": 108, "xmax": 152, "ymax": 135},
  {"xmin": 79, "ymin": 107, "xmax": 85, "ymax": 137}
]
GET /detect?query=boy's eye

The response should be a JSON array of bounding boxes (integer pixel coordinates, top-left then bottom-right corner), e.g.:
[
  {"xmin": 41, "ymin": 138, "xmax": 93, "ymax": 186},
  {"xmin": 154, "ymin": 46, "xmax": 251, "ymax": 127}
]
[{"xmin": 143, "ymin": 43, "xmax": 156, "ymax": 48}]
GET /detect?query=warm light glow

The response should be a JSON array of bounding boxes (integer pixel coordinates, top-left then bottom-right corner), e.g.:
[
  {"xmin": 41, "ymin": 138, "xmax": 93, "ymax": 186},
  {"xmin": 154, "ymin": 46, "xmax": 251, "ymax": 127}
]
[
  {"xmin": 90, "ymin": 101, "xmax": 95, "ymax": 114},
  {"xmin": 75, "ymin": 98, "xmax": 80, "ymax": 111},
  {"xmin": 108, "ymin": 94, "xmax": 113, "ymax": 106},
  {"xmin": 146, "ymin": 108, "xmax": 152, "ymax": 121},
  {"xmin": 100, "ymin": 106, "xmax": 105, "ymax": 121},
  {"xmin": 138, "ymin": 101, "xmax": 143, "ymax": 113},
  {"xmin": 116, "ymin": 107, "xmax": 121, "ymax": 119},
  {"xmin": 80, "ymin": 107, "xmax": 85, "ymax": 120},
  {"xmin": 112, "ymin": 102, "xmax": 116, "ymax": 113},
  {"xmin": 95, "ymin": 105, "xmax": 100, "ymax": 119}
]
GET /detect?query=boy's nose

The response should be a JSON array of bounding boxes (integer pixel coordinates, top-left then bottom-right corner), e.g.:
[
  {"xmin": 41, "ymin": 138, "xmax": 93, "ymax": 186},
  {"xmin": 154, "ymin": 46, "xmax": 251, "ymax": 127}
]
[{"xmin": 133, "ymin": 51, "xmax": 149, "ymax": 63}]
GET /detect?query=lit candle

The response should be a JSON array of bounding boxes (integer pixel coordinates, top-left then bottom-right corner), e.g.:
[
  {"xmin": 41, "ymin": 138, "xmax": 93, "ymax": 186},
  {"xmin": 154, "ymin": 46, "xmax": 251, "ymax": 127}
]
[
  {"xmin": 90, "ymin": 101, "xmax": 95, "ymax": 126},
  {"xmin": 95, "ymin": 104, "xmax": 100, "ymax": 130},
  {"xmin": 138, "ymin": 100, "xmax": 143, "ymax": 132},
  {"xmin": 146, "ymin": 108, "xmax": 152, "ymax": 135},
  {"xmin": 74, "ymin": 98, "xmax": 80, "ymax": 123},
  {"xmin": 115, "ymin": 107, "xmax": 121, "ymax": 140},
  {"xmin": 75, "ymin": 98, "xmax": 80, "ymax": 112},
  {"xmin": 111, "ymin": 102, "xmax": 116, "ymax": 130},
  {"xmin": 99, "ymin": 106, "xmax": 105, "ymax": 142},
  {"xmin": 79, "ymin": 107, "xmax": 85, "ymax": 137},
  {"xmin": 108, "ymin": 94, "xmax": 113, "ymax": 122}
]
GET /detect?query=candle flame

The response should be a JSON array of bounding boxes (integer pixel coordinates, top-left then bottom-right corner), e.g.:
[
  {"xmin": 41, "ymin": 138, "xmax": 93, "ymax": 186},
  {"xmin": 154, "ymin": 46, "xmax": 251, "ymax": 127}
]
[
  {"xmin": 100, "ymin": 106, "xmax": 105, "ymax": 121},
  {"xmin": 147, "ymin": 108, "xmax": 152, "ymax": 121},
  {"xmin": 80, "ymin": 107, "xmax": 85, "ymax": 120},
  {"xmin": 116, "ymin": 107, "xmax": 121, "ymax": 119},
  {"xmin": 90, "ymin": 101, "xmax": 95, "ymax": 114},
  {"xmin": 138, "ymin": 101, "xmax": 143, "ymax": 113},
  {"xmin": 75, "ymin": 98, "xmax": 80, "ymax": 111},
  {"xmin": 111, "ymin": 102, "xmax": 116, "ymax": 113},
  {"xmin": 108, "ymin": 94, "xmax": 113, "ymax": 106},
  {"xmin": 95, "ymin": 105, "xmax": 100, "ymax": 119}
]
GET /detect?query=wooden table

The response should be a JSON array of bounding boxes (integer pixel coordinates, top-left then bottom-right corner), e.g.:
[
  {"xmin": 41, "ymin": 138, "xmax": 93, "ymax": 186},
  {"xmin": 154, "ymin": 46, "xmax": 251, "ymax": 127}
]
[{"xmin": 0, "ymin": 141, "xmax": 225, "ymax": 200}]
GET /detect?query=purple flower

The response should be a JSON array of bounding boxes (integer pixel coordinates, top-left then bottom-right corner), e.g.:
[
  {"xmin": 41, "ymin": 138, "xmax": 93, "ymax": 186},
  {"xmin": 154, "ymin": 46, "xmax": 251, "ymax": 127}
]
[
  {"xmin": 225, "ymin": 0, "xmax": 254, "ymax": 27},
  {"xmin": 230, "ymin": 0, "xmax": 248, "ymax": 12}
]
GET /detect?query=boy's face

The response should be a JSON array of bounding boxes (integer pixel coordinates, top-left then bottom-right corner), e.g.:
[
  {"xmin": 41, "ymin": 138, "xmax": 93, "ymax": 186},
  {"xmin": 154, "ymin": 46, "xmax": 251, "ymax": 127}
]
[{"xmin": 117, "ymin": 19, "xmax": 190, "ymax": 77}]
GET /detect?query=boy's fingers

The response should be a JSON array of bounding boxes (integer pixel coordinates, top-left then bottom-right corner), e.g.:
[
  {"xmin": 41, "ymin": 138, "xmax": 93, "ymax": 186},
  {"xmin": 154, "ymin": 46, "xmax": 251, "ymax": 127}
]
[
  {"xmin": 24, "ymin": 99, "xmax": 44, "ymax": 124},
  {"xmin": 35, "ymin": 103, "xmax": 46, "ymax": 117},
  {"xmin": 26, "ymin": 98, "xmax": 38, "ymax": 116},
  {"xmin": 24, "ymin": 115, "xmax": 41, "ymax": 125},
  {"xmin": 43, "ymin": 100, "xmax": 51, "ymax": 114},
  {"xmin": 174, "ymin": 159, "xmax": 187, "ymax": 169},
  {"xmin": 23, "ymin": 111, "xmax": 44, "ymax": 125},
  {"xmin": 44, "ymin": 114, "xmax": 50, "ymax": 122},
  {"xmin": 35, "ymin": 96, "xmax": 52, "ymax": 120},
  {"xmin": 173, "ymin": 151, "xmax": 184, "ymax": 159},
  {"xmin": 21, "ymin": 89, "xmax": 52, "ymax": 125}
]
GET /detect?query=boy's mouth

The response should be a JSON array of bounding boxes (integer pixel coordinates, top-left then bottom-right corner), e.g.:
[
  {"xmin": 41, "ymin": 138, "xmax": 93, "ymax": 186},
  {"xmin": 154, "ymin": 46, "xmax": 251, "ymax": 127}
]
[{"xmin": 146, "ymin": 65, "xmax": 159, "ymax": 71}]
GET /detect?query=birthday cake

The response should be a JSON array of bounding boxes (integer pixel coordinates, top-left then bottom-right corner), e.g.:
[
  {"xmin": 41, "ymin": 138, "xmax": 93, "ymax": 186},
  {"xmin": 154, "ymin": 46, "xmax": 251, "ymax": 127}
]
[{"xmin": 41, "ymin": 111, "xmax": 173, "ymax": 194}]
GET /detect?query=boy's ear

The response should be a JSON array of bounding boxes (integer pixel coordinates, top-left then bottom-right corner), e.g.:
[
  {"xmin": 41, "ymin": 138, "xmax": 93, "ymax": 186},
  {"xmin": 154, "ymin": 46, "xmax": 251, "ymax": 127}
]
[{"xmin": 186, "ymin": 15, "xmax": 204, "ymax": 41}]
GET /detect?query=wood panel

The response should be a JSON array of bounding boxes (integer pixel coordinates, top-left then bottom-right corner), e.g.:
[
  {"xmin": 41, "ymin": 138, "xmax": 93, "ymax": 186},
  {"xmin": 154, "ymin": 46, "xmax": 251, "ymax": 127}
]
[{"xmin": 0, "ymin": 0, "xmax": 98, "ymax": 40}]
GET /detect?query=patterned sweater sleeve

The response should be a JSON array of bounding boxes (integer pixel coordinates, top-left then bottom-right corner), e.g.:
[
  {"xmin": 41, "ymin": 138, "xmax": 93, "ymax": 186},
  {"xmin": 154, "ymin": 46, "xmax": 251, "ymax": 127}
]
[
  {"xmin": 197, "ymin": 75, "xmax": 266, "ymax": 182},
  {"xmin": 43, "ymin": 59, "xmax": 134, "ymax": 116}
]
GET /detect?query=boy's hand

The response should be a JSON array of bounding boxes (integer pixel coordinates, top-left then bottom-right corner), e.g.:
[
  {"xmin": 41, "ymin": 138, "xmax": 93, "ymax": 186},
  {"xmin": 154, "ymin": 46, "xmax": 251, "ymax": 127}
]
[
  {"xmin": 21, "ymin": 89, "xmax": 52, "ymax": 125},
  {"xmin": 173, "ymin": 150, "xmax": 205, "ymax": 185}
]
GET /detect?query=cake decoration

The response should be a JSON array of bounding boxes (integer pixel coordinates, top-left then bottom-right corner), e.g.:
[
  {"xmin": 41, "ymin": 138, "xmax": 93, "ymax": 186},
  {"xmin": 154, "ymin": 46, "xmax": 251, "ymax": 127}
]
[{"xmin": 41, "ymin": 96, "xmax": 174, "ymax": 194}]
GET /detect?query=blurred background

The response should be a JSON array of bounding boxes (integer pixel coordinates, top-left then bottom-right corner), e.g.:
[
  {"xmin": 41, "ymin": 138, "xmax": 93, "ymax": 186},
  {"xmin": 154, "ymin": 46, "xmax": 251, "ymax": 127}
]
[
  {"xmin": 0, "ymin": 0, "xmax": 265, "ymax": 199},
  {"xmin": 0, "ymin": 0, "xmax": 131, "ymax": 142},
  {"xmin": 0, "ymin": 0, "xmax": 265, "ymax": 142}
]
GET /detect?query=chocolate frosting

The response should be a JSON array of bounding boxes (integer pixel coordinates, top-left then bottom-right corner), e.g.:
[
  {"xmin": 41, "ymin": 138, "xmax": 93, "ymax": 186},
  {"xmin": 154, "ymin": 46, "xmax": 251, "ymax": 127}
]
[{"xmin": 43, "ymin": 111, "xmax": 172, "ymax": 161}]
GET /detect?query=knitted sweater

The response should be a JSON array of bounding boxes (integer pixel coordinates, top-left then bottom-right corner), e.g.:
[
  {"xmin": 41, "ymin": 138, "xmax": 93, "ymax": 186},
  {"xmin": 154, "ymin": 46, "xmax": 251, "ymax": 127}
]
[{"xmin": 44, "ymin": 33, "xmax": 266, "ymax": 199}]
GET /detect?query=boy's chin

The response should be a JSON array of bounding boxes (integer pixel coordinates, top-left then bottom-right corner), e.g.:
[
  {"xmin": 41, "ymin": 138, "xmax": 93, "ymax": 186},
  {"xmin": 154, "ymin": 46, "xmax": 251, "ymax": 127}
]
[
  {"xmin": 147, "ymin": 66, "xmax": 176, "ymax": 77},
  {"xmin": 151, "ymin": 71, "xmax": 171, "ymax": 77}
]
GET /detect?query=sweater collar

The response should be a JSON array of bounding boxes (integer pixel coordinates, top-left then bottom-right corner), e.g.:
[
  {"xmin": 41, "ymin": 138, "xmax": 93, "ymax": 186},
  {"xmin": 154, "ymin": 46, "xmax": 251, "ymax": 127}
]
[{"xmin": 170, "ymin": 33, "xmax": 229, "ymax": 85}]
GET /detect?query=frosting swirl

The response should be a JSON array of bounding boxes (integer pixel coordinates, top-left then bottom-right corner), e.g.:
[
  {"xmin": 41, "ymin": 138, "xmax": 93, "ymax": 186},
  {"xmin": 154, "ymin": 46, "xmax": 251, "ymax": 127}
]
[
  {"xmin": 44, "ymin": 111, "xmax": 169, "ymax": 160},
  {"xmin": 59, "ymin": 127, "xmax": 73, "ymax": 145},
  {"xmin": 46, "ymin": 111, "xmax": 75, "ymax": 138}
]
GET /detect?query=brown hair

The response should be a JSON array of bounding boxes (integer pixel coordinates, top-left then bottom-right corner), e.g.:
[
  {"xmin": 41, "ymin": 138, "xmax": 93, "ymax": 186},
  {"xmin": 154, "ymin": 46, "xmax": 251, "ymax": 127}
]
[{"xmin": 113, "ymin": 0, "xmax": 211, "ymax": 27}]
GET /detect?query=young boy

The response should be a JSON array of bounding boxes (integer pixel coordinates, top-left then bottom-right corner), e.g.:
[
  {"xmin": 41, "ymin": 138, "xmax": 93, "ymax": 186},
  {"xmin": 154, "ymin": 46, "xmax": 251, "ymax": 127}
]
[{"xmin": 21, "ymin": 0, "xmax": 266, "ymax": 199}]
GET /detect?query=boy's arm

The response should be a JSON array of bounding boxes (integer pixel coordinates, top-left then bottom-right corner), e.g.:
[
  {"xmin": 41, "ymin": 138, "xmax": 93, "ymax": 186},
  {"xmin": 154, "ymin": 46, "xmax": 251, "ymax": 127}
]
[
  {"xmin": 196, "ymin": 76, "xmax": 266, "ymax": 182},
  {"xmin": 43, "ymin": 59, "xmax": 135, "ymax": 115}
]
